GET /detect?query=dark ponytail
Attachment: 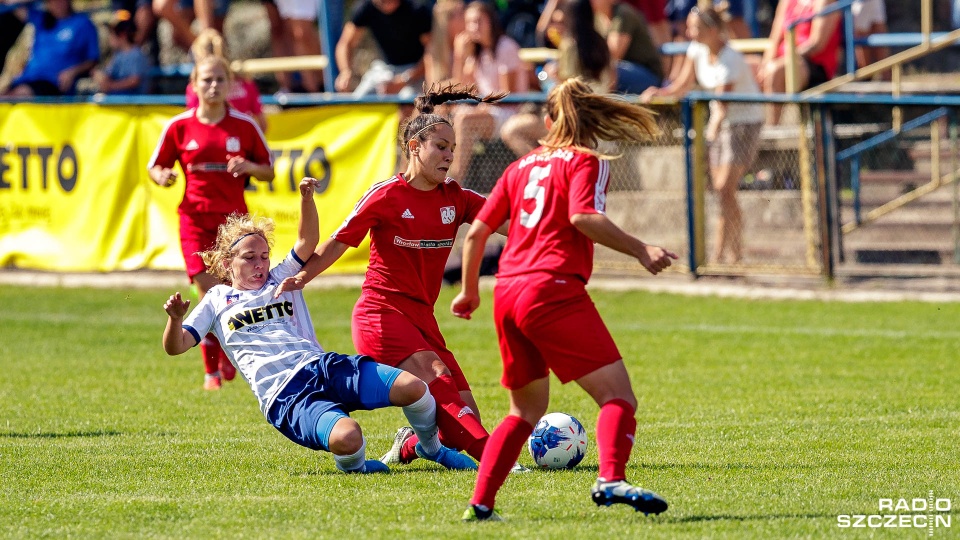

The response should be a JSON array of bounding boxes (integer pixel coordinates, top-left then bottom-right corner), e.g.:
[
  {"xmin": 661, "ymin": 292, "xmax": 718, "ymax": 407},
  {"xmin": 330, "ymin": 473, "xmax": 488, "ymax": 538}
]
[{"xmin": 400, "ymin": 82, "xmax": 507, "ymax": 157}]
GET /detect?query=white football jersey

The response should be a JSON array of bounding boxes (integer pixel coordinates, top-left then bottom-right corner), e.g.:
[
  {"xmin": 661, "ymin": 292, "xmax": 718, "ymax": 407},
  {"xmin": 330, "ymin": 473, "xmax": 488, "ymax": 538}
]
[{"xmin": 183, "ymin": 250, "xmax": 323, "ymax": 417}]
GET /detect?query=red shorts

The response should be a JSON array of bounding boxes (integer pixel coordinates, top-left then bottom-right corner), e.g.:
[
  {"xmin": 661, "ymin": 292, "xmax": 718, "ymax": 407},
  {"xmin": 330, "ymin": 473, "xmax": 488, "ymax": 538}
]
[
  {"xmin": 179, "ymin": 211, "xmax": 235, "ymax": 280},
  {"xmin": 351, "ymin": 293, "xmax": 471, "ymax": 391},
  {"xmin": 493, "ymin": 273, "xmax": 621, "ymax": 389}
]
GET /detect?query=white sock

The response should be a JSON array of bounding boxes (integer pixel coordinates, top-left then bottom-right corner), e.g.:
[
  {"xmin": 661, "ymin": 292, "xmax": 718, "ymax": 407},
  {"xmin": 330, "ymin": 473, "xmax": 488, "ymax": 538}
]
[
  {"xmin": 334, "ymin": 437, "xmax": 367, "ymax": 473},
  {"xmin": 402, "ymin": 388, "xmax": 441, "ymax": 455}
]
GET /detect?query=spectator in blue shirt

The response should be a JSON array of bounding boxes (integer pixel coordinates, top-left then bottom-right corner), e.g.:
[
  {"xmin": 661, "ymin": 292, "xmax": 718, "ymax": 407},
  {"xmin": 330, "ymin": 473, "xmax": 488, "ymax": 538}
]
[
  {"xmin": 4, "ymin": 0, "xmax": 100, "ymax": 97},
  {"xmin": 92, "ymin": 12, "xmax": 150, "ymax": 95}
]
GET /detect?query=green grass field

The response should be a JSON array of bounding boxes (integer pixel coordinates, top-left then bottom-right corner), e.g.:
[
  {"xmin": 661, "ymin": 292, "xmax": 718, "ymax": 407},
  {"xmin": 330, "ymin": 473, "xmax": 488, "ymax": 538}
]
[{"xmin": 2, "ymin": 283, "xmax": 958, "ymax": 539}]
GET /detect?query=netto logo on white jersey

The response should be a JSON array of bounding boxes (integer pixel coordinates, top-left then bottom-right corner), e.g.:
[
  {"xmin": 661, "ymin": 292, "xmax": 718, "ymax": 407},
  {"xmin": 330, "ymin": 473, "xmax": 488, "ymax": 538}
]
[
  {"xmin": 401, "ymin": 209, "xmax": 415, "ymax": 219},
  {"xmin": 227, "ymin": 300, "xmax": 294, "ymax": 330}
]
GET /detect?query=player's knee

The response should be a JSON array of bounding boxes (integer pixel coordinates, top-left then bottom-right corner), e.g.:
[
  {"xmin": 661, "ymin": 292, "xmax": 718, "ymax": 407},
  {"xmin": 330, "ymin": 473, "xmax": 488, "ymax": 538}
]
[
  {"xmin": 327, "ymin": 418, "xmax": 363, "ymax": 455},
  {"xmin": 401, "ymin": 351, "xmax": 451, "ymax": 382},
  {"xmin": 616, "ymin": 395, "xmax": 638, "ymax": 411},
  {"xmin": 389, "ymin": 371, "xmax": 428, "ymax": 406}
]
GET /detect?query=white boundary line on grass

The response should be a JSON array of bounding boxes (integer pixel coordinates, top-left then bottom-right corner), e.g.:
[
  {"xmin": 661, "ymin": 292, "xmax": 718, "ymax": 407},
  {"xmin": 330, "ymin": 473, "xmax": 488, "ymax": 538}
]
[{"xmin": 1, "ymin": 271, "xmax": 959, "ymax": 303}]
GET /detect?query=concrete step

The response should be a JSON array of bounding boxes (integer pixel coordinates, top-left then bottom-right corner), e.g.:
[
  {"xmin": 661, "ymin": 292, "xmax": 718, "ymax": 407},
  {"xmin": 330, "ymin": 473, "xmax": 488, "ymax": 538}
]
[
  {"xmin": 858, "ymin": 170, "xmax": 932, "ymax": 185},
  {"xmin": 840, "ymin": 202, "xmax": 958, "ymax": 221},
  {"xmin": 841, "ymin": 220, "xmax": 956, "ymax": 238}
]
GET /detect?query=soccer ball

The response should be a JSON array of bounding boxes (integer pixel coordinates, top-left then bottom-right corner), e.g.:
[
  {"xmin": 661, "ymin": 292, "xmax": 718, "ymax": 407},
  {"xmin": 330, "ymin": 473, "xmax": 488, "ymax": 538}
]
[{"xmin": 528, "ymin": 412, "xmax": 588, "ymax": 469}]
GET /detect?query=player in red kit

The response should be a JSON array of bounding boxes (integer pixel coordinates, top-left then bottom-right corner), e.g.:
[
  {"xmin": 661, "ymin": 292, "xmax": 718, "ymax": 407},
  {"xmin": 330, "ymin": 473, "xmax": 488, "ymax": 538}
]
[
  {"xmin": 148, "ymin": 55, "xmax": 275, "ymax": 391},
  {"xmin": 452, "ymin": 77, "xmax": 677, "ymax": 521},
  {"xmin": 274, "ymin": 83, "xmax": 509, "ymax": 467}
]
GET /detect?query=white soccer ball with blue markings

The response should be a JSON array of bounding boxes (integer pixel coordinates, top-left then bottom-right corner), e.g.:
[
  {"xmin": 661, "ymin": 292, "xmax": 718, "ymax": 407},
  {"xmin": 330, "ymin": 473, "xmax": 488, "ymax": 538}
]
[{"xmin": 528, "ymin": 412, "xmax": 588, "ymax": 469}]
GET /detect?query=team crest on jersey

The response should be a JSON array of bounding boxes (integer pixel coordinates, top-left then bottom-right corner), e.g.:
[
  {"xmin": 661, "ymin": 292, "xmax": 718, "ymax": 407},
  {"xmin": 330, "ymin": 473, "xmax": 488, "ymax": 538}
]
[
  {"xmin": 226, "ymin": 294, "xmax": 240, "ymax": 305},
  {"xmin": 226, "ymin": 137, "xmax": 241, "ymax": 152},
  {"xmin": 440, "ymin": 206, "xmax": 456, "ymax": 225}
]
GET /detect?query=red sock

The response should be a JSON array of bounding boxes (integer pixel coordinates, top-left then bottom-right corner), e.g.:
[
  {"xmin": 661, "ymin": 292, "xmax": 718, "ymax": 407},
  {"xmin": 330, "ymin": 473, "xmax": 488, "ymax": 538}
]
[
  {"xmin": 200, "ymin": 334, "xmax": 222, "ymax": 375},
  {"xmin": 399, "ymin": 434, "xmax": 419, "ymax": 463},
  {"xmin": 470, "ymin": 415, "xmax": 533, "ymax": 509},
  {"xmin": 428, "ymin": 375, "xmax": 489, "ymax": 461},
  {"xmin": 596, "ymin": 398, "xmax": 637, "ymax": 481}
]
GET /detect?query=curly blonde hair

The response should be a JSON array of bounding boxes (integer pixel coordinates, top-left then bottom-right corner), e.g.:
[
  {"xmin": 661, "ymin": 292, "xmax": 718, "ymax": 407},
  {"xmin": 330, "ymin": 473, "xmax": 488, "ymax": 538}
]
[
  {"xmin": 540, "ymin": 77, "xmax": 659, "ymax": 158},
  {"xmin": 200, "ymin": 213, "xmax": 275, "ymax": 284}
]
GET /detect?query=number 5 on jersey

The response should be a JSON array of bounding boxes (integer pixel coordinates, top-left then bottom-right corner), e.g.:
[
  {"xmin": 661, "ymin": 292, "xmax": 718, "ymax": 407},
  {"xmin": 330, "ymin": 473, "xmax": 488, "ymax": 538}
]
[{"xmin": 521, "ymin": 164, "xmax": 550, "ymax": 228}]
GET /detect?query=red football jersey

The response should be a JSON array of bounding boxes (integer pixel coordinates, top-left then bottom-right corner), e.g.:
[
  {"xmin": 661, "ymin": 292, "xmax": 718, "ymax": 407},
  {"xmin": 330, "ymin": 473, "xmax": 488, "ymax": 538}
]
[
  {"xmin": 334, "ymin": 174, "xmax": 486, "ymax": 307},
  {"xmin": 148, "ymin": 108, "xmax": 272, "ymax": 214},
  {"xmin": 476, "ymin": 147, "xmax": 610, "ymax": 283}
]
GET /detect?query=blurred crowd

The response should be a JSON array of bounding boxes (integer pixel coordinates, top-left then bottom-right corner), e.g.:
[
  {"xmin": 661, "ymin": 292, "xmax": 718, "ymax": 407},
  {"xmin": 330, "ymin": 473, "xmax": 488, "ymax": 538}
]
[
  {"xmin": 0, "ymin": 0, "xmax": 902, "ymax": 100},
  {"xmin": 0, "ymin": 0, "xmax": 926, "ymax": 268}
]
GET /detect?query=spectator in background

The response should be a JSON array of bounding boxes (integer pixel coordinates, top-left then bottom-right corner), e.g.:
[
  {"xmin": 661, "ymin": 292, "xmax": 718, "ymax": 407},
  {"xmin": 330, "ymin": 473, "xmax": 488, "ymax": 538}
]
[
  {"xmin": 334, "ymin": 0, "xmax": 432, "ymax": 97},
  {"xmin": 663, "ymin": 0, "xmax": 751, "ymax": 82},
  {"xmin": 3, "ymin": 0, "xmax": 99, "ymax": 97},
  {"xmin": 110, "ymin": 0, "xmax": 158, "ymax": 66},
  {"xmin": 429, "ymin": 0, "xmax": 465, "ymax": 82},
  {"xmin": 448, "ymin": 1, "xmax": 529, "ymax": 180},
  {"xmin": 0, "ymin": 1, "xmax": 27, "ymax": 77},
  {"xmin": 262, "ymin": 0, "xmax": 297, "ymax": 94},
  {"xmin": 622, "ymin": 0, "xmax": 671, "ymax": 50},
  {"xmin": 667, "ymin": 0, "xmax": 750, "ymax": 40},
  {"xmin": 506, "ymin": 0, "xmax": 613, "ymax": 161},
  {"xmin": 540, "ymin": 0, "xmax": 615, "ymax": 92},
  {"xmin": 274, "ymin": 0, "xmax": 323, "ymax": 92},
  {"xmin": 92, "ymin": 12, "xmax": 151, "ymax": 95},
  {"xmin": 186, "ymin": 29, "xmax": 266, "ymax": 132},
  {"xmin": 151, "ymin": 0, "xmax": 210, "ymax": 51},
  {"xmin": 851, "ymin": 0, "xmax": 888, "ymax": 76},
  {"xmin": 592, "ymin": 0, "xmax": 664, "ymax": 94},
  {"xmin": 641, "ymin": 3, "xmax": 763, "ymax": 264},
  {"xmin": 535, "ymin": 0, "xmax": 565, "ymax": 48},
  {"xmin": 537, "ymin": 0, "xmax": 664, "ymax": 94},
  {"xmin": 148, "ymin": 55, "xmax": 275, "ymax": 390},
  {"xmin": 759, "ymin": 0, "xmax": 840, "ymax": 123}
]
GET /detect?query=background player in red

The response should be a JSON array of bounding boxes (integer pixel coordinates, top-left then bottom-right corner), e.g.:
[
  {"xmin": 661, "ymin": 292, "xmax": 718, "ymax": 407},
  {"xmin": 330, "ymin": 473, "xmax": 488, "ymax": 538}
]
[
  {"xmin": 148, "ymin": 55, "xmax": 275, "ymax": 391},
  {"xmin": 185, "ymin": 29, "xmax": 267, "ymax": 132},
  {"xmin": 451, "ymin": 77, "xmax": 677, "ymax": 521},
  {"xmin": 274, "ymin": 83, "xmax": 508, "ymax": 467}
]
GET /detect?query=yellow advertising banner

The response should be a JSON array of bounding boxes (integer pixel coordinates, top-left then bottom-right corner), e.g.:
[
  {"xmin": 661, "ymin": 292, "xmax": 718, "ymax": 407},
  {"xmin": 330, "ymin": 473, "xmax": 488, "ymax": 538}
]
[{"xmin": 0, "ymin": 103, "xmax": 399, "ymax": 274}]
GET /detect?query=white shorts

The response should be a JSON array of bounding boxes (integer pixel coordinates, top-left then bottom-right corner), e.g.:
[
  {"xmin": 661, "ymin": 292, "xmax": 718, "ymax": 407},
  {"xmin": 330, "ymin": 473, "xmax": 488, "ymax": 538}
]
[
  {"xmin": 852, "ymin": 0, "xmax": 886, "ymax": 33},
  {"xmin": 276, "ymin": 0, "xmax": 316, "ymax": 21}
]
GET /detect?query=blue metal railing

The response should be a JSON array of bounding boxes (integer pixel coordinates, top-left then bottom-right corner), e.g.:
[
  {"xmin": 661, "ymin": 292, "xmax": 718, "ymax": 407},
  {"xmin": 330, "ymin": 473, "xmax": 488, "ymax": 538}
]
[{"xmin": 835, "ymin": 107, "xmax": 950, "ymax": 225}]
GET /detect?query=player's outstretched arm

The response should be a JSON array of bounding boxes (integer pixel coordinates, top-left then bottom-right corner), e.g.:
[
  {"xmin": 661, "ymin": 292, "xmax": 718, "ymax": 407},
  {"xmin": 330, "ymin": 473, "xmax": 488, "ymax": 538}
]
[
  {"xmin": 162, "ymin": 292, "xmax": 198, "ymax": 355},
  {"xmin": 571, "ymin": 212, "xmax": 678, "ymax": 275},
  {"xmin": 275, "ymin": 239, "xmax": 350, "ymax": 297},
  {"xmin": 451, "ymin": 219, "xmax": 494, "ymax": 320},
  {"xmin": 293, "ymin": 177, "xmax": 322, "ymax": 262}
]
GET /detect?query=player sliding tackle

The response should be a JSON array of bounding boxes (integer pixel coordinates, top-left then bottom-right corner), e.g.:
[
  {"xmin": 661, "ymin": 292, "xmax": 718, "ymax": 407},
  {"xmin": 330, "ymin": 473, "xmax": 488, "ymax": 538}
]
[{"xmin": 160, "ymin": 177, "xmax": 476, "ymax": 473}]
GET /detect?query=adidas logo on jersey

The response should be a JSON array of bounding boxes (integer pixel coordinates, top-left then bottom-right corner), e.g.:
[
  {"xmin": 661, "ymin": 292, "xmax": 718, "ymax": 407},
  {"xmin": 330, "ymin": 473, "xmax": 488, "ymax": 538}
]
[
  {"xmin": 185, "ymin": 139, "xmax": 200, "ymax": 150},
  {"xmin": 401, "ymin": 209, "xmax": 415, "ymax": 219}
]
